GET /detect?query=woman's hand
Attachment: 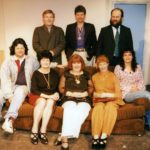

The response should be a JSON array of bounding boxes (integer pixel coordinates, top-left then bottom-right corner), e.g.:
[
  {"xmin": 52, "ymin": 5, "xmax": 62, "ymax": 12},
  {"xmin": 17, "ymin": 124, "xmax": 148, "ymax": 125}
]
[
  {"xmin": 49, "ymin": 92, "xmax": 59, "ymax": 101},
  {"xmin": 130, "ymin": 85, "xmax": 138, "ymax": 92},
  {"xmin": 94, "ymin": 92, "xmax": 114, "ymax": 98},
  {"xmin": 66, "ymin": 91, "xmax": 88, "ymax": 97}
]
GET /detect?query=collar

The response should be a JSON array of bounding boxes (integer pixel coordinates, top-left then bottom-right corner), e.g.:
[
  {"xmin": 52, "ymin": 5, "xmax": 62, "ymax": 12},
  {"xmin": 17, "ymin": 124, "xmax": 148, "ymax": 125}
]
[{"xmin": 14, "ymin": 55, "xmax": 26, "ymax": 64}]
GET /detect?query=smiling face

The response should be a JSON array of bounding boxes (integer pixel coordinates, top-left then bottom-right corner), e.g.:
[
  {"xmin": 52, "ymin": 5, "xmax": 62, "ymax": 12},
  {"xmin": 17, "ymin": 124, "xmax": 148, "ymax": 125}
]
[
  {"xmin": 40, "ymin": 58, "xmax": 51, "ymax": 68},
  {"xmin": 123, "ymin": 51, "xmax": 133, "ymax": 64},
  {"xmin": 43, "ymin": 13, "xmax": 55, "ymax": 27},
  {"xmin": 98, "ymin": 62, "xmax": 109, "ymax": 72},
  {"xmin": 75, "ymin": 12, "xmax": 86, "ymax": 23},
  {"xmin": 110, "ymin": 9, "xmax": 122, "ymax": 27},
  {"xmin": 15, "ymin": 44, "xmax": 25, "ymax": 58},
  {"xmin": 72, "ymin": 62, "xmax": 82, "ymax": 72}
]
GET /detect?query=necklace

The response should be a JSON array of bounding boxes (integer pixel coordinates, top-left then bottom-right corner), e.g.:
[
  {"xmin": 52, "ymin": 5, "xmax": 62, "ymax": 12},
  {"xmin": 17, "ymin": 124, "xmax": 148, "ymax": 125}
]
[
  {"xmin": 42, "ymin": 73, "xmax": 50, "ymax": 89},
  {"xmin": 74, "ymin": 75, "xmax": 80, "ymax": 84},
  {"xmin": 77, "ymin": 26, "xmax": 83, "ymax": 40}
]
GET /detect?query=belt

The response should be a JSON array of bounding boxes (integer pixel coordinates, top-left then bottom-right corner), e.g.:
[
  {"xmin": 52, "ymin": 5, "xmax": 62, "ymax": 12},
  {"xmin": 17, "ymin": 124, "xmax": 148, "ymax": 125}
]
[{"xmin": 76, "ymin": 48, "xmax": 85, "ymax": 52}]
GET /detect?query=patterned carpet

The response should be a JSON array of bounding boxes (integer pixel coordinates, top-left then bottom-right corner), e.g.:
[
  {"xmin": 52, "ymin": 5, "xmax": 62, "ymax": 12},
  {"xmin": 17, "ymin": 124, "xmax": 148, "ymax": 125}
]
[{"xmin": 0, "ymin": 127, "xmax": 150, "ymax": 150}]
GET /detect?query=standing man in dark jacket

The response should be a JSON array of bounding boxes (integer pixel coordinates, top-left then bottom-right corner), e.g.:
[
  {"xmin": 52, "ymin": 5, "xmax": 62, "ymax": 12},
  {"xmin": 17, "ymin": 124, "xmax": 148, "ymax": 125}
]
[
  {"xmin": 97, "ymin": 8, "xmax": 133, "ymax": 66},
  {"xmin": 65, "ymin": 5, "xmax": 97, "ymax": 66},
  {"xmin": 33, "ymin": 9, "xmax": 65, "ymax": 65}
]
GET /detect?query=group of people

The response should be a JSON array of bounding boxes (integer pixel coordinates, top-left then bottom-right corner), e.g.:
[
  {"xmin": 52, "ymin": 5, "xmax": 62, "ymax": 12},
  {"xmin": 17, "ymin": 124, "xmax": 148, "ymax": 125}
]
[{"xmin": 0, "ymin": 4, "xmax": 150, "ymax": 150}]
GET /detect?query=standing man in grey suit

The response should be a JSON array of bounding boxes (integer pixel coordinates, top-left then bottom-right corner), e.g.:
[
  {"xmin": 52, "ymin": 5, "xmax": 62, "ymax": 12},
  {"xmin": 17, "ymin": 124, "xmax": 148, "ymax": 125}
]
[
  {"xmin": 33, "ymin": 10, "xmax": 65, "ymax": 65},
  {"xmin": 97, "ymin": 8, "xmax": 133, "ymax": 66}
]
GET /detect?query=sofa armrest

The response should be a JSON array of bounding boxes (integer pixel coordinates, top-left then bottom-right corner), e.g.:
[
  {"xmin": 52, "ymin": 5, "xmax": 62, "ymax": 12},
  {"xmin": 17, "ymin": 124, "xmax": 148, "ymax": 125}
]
[{"xmin": 133, "ymin": 98, "xmax": 149, "ymax": 111}]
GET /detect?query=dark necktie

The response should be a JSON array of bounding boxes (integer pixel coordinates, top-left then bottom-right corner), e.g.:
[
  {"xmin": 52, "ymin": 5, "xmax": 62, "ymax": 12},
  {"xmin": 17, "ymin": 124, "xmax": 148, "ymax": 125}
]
[
  {"xmin": 15, "ymin": 60, "xmax": 21, "ymax": 72},
  {"xmin": 114, "ymin": 29, "xmax": 119, "ymax": 57}
]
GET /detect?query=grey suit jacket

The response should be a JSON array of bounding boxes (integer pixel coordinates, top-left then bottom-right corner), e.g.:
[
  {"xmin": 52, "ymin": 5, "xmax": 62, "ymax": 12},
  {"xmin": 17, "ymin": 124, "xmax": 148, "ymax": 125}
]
[{"xmin": 32, "ymin": 25, "xmax": 65, "ymax": 64}]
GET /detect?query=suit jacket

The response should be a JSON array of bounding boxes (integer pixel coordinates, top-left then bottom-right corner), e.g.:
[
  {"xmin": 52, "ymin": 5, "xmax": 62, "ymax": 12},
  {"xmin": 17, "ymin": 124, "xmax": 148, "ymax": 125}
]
[
  {"xmin": 65, "ymin": 22, "xmax": 97, "ymax": 60},
  {"xmin": 32, "ymin": 25, "xmax": 65, "ymax": 64},
  {"xmin": 97, "ymin": 25, "xmax": 133, "ymax": 61}
]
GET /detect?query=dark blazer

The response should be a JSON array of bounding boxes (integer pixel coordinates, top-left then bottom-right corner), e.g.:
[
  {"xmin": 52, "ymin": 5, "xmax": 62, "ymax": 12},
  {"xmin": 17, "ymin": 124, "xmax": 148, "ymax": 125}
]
[
  {"xmin": 32, "ymin": 25, "xmax": 65, "ymax": 64},
  {"xmin": 97, "ymin": 25, "xmax": 133, "ymax": 61},
  {"xmin": 65, "ymin": 22, "xmax": 97, "ymax": 60}
]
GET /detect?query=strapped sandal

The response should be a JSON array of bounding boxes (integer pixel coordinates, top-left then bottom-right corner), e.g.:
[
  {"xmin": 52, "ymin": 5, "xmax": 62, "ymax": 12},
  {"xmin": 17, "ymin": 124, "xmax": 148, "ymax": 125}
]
[
  {"xmin": 53, "ymin": 135, "xmax": 62, "ymax": 146},
  {"xmin": 39, "ymin": 132, "xmax": 48, "ymax": 144},
  {"xmin": 61, "ymin": 141, "xmax": 69, "ymax": 150},
  {"xmin": 92, "ymin": 138, "xmax": 100, "ymax": 149},
  {"xmin": 99, "ymin": 138, "xmax": 107, "ymax": 148},
  {"xmin": 30, "ymin": 132, "xmax": 38, "ymax": 145}
]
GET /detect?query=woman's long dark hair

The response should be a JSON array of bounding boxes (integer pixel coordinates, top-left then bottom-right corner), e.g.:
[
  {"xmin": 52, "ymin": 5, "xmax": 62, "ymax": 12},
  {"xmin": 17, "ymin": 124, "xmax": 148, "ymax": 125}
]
[{"xmin": 120, "ymin": 50, "xmax": 138, "ymax": 72}]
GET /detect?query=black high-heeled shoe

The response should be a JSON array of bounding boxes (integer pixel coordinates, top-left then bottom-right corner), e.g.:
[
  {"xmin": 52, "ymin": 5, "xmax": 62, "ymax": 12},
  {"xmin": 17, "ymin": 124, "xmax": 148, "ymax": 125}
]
[
  {"xmin": 53, "ymin": 136, "xmax": 62, "ymax": 146},
  {"xmin": 30, "ymin": 132, "xmax": 38, "ymax": 145},
  {"xmin": 92, "ymin": 138, "xmax": 100, "ymax": 149},
  {"xmin": 99, "ymin": 138, "xmax": 107, "ymax": 148},
  {"xmin": 39, "ymin": 133, "xmax": 48, "ymax": 144},
  {"xmin": 61, "ymin": 141, "xmax": 69, "ymax": 150}
]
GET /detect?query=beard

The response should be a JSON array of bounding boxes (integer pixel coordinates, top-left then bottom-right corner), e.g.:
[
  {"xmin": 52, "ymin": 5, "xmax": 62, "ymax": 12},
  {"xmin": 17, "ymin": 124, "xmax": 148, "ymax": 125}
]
[{"xmin": 110, "ymin": 19, "xmax": 122, "ymax": 28}]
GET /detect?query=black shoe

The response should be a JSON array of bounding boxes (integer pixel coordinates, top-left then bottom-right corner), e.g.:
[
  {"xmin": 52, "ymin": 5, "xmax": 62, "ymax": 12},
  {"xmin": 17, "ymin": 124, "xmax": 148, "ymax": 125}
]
[
  {"xmin": 61, "ymin": 141, "xmax": 69, "ymax": 150},
  {"xmin": 99, "ymin": 138, "xmax": 107, "ymax": 149},
  {"xmin": 39, "ymin": 133, "xmax": 48, "ymax": 144},
  {"xmin": 92, "ymin": 138, "xmax": 100, "ymax": 149},
  {"xmin": 30, "ymin": 132, "xmax": 38, "ymax": 145},
  {"xmin": 53, "ymin": 136, "xmax": 62, "ymax": 146}
]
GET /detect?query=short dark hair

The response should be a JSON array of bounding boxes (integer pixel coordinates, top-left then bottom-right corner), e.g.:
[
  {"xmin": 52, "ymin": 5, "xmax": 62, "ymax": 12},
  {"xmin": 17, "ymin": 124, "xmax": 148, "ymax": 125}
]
[
  {"xmin": 37, "ymin": 50, "xmax": 53, "ymax": 62},
  {"xmin": 74, "ymin": 5, "xmax": 86, "ymax": 15},
  {"xmin": 10, "ymin": 38, "xmax": 28, "ymax": 55},
  {"xmin": 111, "ymin": 8, "xmax": 124, "ymax": 18},
  {"xmin": 42, "ymin": 9, "xmax": 55, "ymax": 18}
]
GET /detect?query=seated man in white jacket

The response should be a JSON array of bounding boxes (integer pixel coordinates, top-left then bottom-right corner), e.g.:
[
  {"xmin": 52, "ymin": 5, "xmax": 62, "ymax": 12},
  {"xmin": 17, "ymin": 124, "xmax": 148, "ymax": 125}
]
[{"xmin": 0, "ymin": 38, "xmax": 39, "ymax": 134}]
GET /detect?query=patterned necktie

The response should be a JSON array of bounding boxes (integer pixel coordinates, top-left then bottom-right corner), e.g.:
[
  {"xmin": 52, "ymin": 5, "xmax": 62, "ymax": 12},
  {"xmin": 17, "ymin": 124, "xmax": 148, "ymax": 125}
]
[
  {"xmin": 15, "ymin": 60, "xmax": 21, "ymax": 72},
  {"xmin": 114, "ymin": 29, "xmax": 119, "ymax": 57}
]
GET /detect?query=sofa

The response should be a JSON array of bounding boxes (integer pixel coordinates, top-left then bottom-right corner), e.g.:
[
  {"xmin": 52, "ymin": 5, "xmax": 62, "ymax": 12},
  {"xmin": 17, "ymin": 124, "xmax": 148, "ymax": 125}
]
[{"xmin": 13, "ymin": 67, "xmax": 149, "ymax": 135}]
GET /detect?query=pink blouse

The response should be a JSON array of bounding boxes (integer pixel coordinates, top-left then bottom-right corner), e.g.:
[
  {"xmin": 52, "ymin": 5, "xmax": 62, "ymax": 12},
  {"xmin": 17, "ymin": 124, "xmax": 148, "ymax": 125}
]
[{"xmin": 114, "ymin": 65, "xmax": 145, "ymax": 99}]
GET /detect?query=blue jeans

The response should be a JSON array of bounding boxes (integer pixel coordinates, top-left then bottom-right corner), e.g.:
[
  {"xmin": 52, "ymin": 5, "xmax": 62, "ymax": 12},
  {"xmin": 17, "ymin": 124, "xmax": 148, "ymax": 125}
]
[
  {"xmin": 124, "ymin": 91, "xmax": 150, "ymax": 102},
  {"xmin": 125, "ymin": 90, "xmax": 150, "ymax": 126}
]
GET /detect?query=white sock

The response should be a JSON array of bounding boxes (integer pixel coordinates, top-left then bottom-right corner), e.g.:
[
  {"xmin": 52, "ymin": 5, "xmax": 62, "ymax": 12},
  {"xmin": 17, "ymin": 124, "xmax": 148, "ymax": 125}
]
[{"xmin": 101, "ymin": 133, "xmax": 107, "ymax": 139}]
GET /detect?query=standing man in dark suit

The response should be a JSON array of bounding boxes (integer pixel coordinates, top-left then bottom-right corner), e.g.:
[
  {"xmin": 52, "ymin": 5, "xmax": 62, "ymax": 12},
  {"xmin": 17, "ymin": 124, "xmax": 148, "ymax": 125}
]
[
  {"xmin": 33, "ymin": 10, "xmax": 65, "ymax": 65},
  {"xmin": 65, "ymin": 5, "xmax": 97, "ymax": 66},
  {"xmin": 97, "ymin": 8, "xmax": 133, "ymax": 66}
]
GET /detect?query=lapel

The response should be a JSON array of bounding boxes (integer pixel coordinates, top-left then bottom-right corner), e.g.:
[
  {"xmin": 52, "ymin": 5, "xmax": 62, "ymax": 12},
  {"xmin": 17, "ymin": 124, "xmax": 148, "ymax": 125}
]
[
  {"xmin": 84, "ymin": 22, "xmax": 88, "ymax": 43},
  {"xmin": 72, "ymin": 23, "xmax": 77, "ymax": 46}
]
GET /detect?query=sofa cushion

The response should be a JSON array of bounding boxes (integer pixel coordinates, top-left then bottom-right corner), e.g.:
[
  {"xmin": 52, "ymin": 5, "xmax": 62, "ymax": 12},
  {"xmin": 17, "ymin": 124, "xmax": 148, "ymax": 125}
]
[
  {"xmin": 18, "ymin": 101, "xmax": 145, "ymax": 122},
  {"xmin": 51, "ymin": 103, "xmax": 145, "ymax": 121}
]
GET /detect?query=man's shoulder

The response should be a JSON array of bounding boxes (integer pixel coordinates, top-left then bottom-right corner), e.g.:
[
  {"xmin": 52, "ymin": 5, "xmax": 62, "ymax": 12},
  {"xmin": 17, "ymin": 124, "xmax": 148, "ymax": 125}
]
[
  {"xmin": 121, "ymin": 25, "xmax": 131, "ymax": 31},
  {"xmin": 101, "ymin": 25, "xmax": 111, "ymax": 31}
]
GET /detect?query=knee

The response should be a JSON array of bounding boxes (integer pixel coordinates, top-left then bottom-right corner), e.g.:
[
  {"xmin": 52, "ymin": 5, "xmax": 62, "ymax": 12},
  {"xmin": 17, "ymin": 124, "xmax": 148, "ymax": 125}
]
[
  {"xmin": 15, "ymin": 86, "xmax": 28, "ymax": 95},
  {"xmin": 35, "ymin": 98, "xmax": 46, "ymax": 108},
  {"xmin": 63, "ymin": 101, "xmax": 76, "ymax": 111},
  {"xmin": 46, "ymin": 99, "xmax": 54, "ymax": 108},
  {"xmin": 105, "ymin": 102, "xmax": 117, "ymax": 110},
  {"xmin": 93, "ymin": 103, "xmax": 104, "ymax": 111}
]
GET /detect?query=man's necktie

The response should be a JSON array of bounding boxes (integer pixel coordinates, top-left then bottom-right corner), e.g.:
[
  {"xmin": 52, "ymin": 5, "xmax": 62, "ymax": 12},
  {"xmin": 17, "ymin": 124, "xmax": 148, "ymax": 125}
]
[
  {"xmin": 114, "ymin": 29, "xmax": 119, "ymax": 57},
  {"xmin": 15, "ymin": 60, "xmax": 21, "ymax": 72}
]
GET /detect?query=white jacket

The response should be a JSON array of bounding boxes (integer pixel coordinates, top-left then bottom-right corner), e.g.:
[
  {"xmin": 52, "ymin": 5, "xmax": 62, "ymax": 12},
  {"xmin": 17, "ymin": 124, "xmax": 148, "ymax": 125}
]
[{"xmin": 0, "ymin": 55, "xmax": 39, "ymax": 99}]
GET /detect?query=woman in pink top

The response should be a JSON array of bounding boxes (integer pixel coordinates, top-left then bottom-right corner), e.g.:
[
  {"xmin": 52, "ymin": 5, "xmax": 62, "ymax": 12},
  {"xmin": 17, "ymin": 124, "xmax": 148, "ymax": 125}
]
[{"xmin": 114, "ymin": 50, "xmax": 150, "ymax": 129}]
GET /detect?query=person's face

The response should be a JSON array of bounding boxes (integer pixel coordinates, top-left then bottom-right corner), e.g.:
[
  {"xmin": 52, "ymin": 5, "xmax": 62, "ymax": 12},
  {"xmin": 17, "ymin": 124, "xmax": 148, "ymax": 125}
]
[
  {"xmin": 43, "ymin": 13, "xmax": 55, "ymax": 26},
  {"xmin": 75, "ymin": 12, "xmax": 86, "ymax": 23},
  {"xmin": 72, "ymin": 62, "xmax": 82, "ymax": 72},
  {"xmin": 40, "ymin": 58, "xmax": 51, "ymax": 68},
  {"xmin": 110, "ymin": 10, "xmax": 122, "ymax": 27},
  {"xmin": 98, "ymin": 62, "xmax": 109, "ymax": 72},
  {"xmin": 123, "ymin": 52, "xmax": 133, "ymax": 64},
  {"xmin": 15, "ymin": 44, "xmax": 25, "ymax": 58}
]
